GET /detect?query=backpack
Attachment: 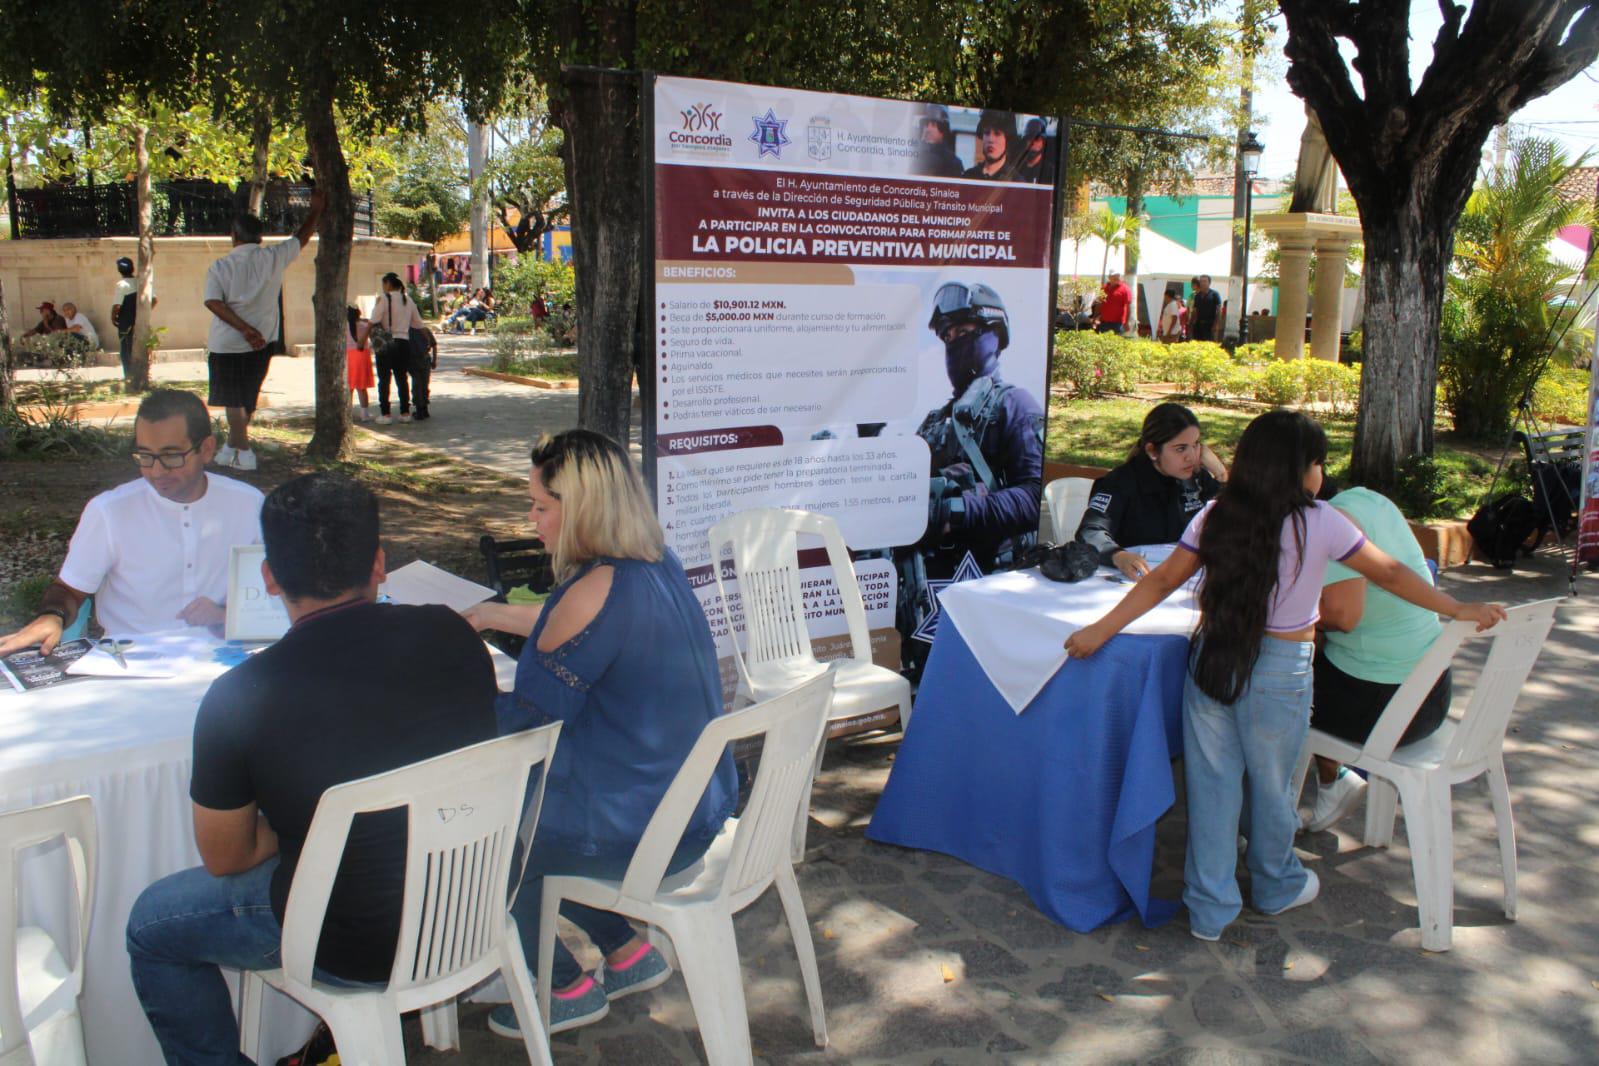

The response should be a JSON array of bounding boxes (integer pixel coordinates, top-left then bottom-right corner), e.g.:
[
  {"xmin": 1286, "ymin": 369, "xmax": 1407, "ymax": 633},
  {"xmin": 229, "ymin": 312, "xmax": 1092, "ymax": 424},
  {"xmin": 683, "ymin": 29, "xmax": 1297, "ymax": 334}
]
[{"xmin": 1467, "ymin": 493, "xmax": 1540, "ymax": 569}]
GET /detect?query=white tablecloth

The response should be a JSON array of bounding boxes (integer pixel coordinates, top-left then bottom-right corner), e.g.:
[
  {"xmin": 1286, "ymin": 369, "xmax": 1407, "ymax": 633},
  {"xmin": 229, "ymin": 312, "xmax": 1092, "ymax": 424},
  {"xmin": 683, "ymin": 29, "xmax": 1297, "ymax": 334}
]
[
  {"xmin": 938, "ymin": 565, "xmax": 1201, "ymax": 713},
  {"xmin": 0, "ymin": 640, "xmax": 518, "ymax": 1066}
]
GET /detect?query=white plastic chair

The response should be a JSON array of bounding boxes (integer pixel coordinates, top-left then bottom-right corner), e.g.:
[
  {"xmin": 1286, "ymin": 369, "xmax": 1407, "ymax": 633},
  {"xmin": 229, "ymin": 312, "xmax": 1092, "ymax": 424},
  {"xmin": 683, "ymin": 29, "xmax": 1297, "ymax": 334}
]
[
  {"xmin": 709, "ymin": 508, "xmax": 911, "ymax": 727},
  {"xmin": 537, "ymin": 671, "xmax": 835, "ymax": 1066},
  {"xmin": 239, "ymin": 725, "xmax": 562, "ymax": 1066},
  {"xmin": 1042, "ymin": 476, "xmax": 1095, "ymax": 543},
  {"xmin": 1292, "ymin": 599, "xmax": 1559, "ymax": 951},
  {"xmin": 0, "ymin": 795, "xmax": 95, "ymax": 1066},
  {"xmin": 709, "ymin": 508, "xmax": 913, "ymax": 860}
]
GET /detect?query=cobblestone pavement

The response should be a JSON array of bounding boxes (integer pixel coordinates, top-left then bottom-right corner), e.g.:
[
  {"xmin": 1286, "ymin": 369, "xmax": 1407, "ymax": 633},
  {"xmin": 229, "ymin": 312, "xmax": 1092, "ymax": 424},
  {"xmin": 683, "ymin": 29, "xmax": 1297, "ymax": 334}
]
[{"xmin": 46, "ymin": 344, "xmax": 1599, "ymax": 1063}]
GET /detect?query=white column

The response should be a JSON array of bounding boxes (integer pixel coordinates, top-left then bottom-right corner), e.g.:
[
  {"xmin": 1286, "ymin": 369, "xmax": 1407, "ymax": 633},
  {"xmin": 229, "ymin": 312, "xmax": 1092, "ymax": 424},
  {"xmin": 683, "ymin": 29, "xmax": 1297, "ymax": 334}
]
[
  {"xmin": 1311, "ymin": 238, "xmax": 1353, "ymax": 361},
  {"xmin": 1274, "ymin": 237, "xmax": 1314, "ymax": 359}
]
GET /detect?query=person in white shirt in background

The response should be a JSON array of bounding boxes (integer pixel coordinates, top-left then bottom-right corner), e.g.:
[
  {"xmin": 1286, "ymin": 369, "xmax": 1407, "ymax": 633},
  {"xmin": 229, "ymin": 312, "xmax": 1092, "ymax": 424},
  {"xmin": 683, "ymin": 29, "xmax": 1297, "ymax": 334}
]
[
  {"xmin": 201, "ymin": 187, "xmax": 325, "ymax": 471},
  {"xmin": 0, "ymin": 390, "xmax": 263, "ymax": 656},
  {"xmin": 59, "ymin": 302, "xmax": 100, "ymax": 352}
]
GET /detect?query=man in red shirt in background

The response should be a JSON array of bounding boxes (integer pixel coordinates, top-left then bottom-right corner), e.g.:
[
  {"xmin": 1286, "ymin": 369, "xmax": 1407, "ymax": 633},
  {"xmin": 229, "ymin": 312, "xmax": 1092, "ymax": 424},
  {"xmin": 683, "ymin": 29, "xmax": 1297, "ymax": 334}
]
[{"xmin": 1097, "ymin": 273, "xmax": 1132, "ymax": 335}]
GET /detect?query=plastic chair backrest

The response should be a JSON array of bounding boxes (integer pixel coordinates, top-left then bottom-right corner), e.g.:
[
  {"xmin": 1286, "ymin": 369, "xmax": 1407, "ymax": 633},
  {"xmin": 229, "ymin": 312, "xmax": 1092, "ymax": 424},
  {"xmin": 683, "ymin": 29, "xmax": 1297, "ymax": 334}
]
[
  {"xmin": 59, "ymin": 598, "xmax": 92, "ymax": 644},
  {"xmin": 709, "ymin": 509, "xmax": 873, "ymax": 687},
  {"xmin": 280, "ymin": 725, "xmax": 561, "ymax": 992},
  {"xmin": 0, "ymin": 796, "xmax": 95, "ymax": 1063},
  {"xmin": 1360, "ymin": 599, "xmax": 1558, "ymax": 765},
  {"xmin": 1044, "ymin": 478, "xmax": 1095, "ymax": 543},
  {"xmin": 618, "ymin": 671, "xmax": 835, "ymax": 905}
]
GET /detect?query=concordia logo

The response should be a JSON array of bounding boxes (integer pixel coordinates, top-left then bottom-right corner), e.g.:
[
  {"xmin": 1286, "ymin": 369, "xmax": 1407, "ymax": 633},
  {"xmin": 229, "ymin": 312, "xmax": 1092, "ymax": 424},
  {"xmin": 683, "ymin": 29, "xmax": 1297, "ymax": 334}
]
[{"xmin": 670, "ymin": 103, "xmax": 733, "ymax": 150}]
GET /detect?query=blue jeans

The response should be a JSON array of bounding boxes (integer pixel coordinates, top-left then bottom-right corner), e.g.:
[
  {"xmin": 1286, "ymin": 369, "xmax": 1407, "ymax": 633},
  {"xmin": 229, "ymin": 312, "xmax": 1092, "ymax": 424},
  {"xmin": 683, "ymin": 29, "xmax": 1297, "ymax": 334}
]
[
  {"xmin": 513, "ymin": 836, "xmax": 711, "ymax": 988},
  {"xmin": 127, "ymin": 860, "xmax": 283, "ymax": 1066},
  {"xmin": 1182, "ymin": 637, "xmax": 1314, "ymax": 937}
]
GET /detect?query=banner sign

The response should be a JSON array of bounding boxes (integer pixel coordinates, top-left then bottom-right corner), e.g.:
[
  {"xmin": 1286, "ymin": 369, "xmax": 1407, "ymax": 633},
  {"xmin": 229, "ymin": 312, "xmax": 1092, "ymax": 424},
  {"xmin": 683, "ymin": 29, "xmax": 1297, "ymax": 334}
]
[
  {"xmin": 648, "ymin": 75, "xmax": 1060, "ymax": 688},
  {"xmin": 1578, "ymin": 329, "xmax": 1599, "ymax": 566}
]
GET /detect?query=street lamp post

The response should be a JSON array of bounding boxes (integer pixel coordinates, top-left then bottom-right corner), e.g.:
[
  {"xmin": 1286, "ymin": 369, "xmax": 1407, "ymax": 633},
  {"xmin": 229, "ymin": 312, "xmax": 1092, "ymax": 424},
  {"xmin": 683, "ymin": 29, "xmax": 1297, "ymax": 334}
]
[{"xmin": 1237, "ymin": 131, "xmax": 1264, "ymax": 343}]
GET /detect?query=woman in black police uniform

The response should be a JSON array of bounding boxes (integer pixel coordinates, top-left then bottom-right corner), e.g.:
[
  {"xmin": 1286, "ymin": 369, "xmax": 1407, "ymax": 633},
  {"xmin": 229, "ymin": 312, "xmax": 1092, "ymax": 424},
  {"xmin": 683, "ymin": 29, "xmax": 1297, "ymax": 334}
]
[{"xmin": 1074, "ymin": 402, "xmax": 1228, "ymax": 579}]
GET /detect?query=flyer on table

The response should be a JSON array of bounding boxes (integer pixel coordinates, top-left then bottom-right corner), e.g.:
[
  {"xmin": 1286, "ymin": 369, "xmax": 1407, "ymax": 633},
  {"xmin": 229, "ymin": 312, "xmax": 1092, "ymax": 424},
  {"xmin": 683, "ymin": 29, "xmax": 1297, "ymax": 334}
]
[{"xmin": 650, "ymin": 75, "xmax": 1059, "ymax": 694}]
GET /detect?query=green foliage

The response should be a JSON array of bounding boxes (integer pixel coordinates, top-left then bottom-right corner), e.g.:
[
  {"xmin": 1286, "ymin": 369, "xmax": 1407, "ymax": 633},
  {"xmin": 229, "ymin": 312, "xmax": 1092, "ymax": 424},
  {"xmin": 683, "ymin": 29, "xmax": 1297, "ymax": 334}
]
[
  {"xmin": 1440, "ymin": 138, "xmax": 1596, "ymax": 439},
  {"xmin": 1165, "ymin": 342, "xmax": 1237, "ymax": 399},
  {"xmin": 1252, "ymin": 361, "xmax": 1303, "ymax": 406},
  {"xmin": 0, "ymin": 403, "xmax": 126, "ymax": 460},
  {"xmin": 494, "ymin": 256, "xmax": 577, "ymax": 342},
  {"xmin": 0, "ymin": 573, "xmax": 52, "ymax": 632},
  {"xmin": 1051, "ymin": 331, "xmax": 1139, "ymax": 397},
  {"xmin": 1531, "ymin": 365, "xmax": 1590, "ymax": 427}
]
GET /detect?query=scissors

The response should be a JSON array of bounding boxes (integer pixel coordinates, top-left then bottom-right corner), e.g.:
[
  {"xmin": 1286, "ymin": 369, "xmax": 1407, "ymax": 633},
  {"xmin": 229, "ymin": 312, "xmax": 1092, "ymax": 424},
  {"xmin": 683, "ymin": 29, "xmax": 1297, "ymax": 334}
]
[{"xmin": 97, "ymin": 639, "xmax": 133, "ymax": 668}]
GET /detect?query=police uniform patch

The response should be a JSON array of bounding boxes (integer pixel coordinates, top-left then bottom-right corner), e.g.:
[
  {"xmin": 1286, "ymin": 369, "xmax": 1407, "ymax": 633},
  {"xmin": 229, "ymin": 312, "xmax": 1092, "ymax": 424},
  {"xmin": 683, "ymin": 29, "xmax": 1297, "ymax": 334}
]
[{"xmin": 1088, "ymin": 492, "xmax": 1112, "ymax": 513}]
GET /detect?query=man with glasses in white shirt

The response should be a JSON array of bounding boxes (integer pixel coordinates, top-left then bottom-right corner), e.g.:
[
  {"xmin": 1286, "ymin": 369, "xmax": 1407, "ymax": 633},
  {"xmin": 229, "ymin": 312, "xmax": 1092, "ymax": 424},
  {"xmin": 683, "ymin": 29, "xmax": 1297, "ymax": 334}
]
[{"xmin": 0, "ymin": 390, "xmax": 263, "ymax": 655}]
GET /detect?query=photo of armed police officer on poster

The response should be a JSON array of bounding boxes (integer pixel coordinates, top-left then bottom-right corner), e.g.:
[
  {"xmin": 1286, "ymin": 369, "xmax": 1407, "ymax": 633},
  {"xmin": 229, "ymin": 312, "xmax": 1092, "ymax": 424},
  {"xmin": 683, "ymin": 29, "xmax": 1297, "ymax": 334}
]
[{"xmin": 896, "ymin": 281, "xmax": 1045, "ymax": 676}]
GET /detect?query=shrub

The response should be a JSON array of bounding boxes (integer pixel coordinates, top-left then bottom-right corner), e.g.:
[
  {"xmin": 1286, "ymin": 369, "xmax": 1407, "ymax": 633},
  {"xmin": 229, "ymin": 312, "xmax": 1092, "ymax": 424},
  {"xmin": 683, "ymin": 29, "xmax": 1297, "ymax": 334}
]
[
  {"xmin": 494, "ymin": 256, "xmax": 577, "ymax": 343},
  {"xmin": 1302, "ymin": 359, "xmax": 1362, "ymax": 418},
  {"xmin": 1051, "ymin": 331, "xmax": 1142, "ymax": 397},
  {"xmin": 1389, "ymin": 454, "xmax": 1448, "ymax": 518},
  {"xmin": 0, "ymin": 404, "xmax": 126, "ymax": 460},
  {"xmin": 1233, "ymin": 340, "xmax": 1275, "ymax": 365},
  {"xmin": 1531, "ymin": 365, "xmax": 1588, "ymax": 426},
  {"xmin": 1253, "ymin": 360, "xmax": 1304, "ymax": 406},
  {"xmin": 1164, "ymin": 343, "xmax": 1237, "ymax": 399}
]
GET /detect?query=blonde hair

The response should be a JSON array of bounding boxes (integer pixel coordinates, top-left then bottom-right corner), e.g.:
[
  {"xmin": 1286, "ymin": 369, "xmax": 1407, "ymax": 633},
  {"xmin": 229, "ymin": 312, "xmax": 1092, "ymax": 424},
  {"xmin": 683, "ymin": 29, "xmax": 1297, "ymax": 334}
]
[{"xmin": 532, "ymin": 429, "xmax": 664, "ymax": 583}]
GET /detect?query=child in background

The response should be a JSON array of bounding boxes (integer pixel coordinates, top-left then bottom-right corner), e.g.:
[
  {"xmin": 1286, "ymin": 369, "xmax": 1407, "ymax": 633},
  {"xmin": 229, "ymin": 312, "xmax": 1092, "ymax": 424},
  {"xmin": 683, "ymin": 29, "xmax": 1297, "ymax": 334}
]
[
  {"xmin": 1064, "ymin": 409, "xmax": 1505, "ymax": 942},
  {"xmin": 346, "ymin": 305, "xmax": 374, "ymax": 422}
]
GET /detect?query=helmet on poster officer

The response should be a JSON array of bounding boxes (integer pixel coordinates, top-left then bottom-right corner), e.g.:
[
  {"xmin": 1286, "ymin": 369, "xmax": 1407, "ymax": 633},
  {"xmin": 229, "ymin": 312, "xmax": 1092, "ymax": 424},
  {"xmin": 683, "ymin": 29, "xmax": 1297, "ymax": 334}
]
[
  {"xmin": 929, "ymin": 281, "xmax": 1009, "ymax": 395},
  {"xmin": 917, "ymin": 104, "xmax": 952, "ymax": 145}
]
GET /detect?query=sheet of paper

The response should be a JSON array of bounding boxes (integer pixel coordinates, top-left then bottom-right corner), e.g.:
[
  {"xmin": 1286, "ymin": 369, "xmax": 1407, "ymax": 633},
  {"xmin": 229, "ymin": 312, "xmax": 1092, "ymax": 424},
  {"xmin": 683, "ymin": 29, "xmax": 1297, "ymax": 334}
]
[
  {"xmin": 380, "ymin": 561, "xmax": 497, "ymax": 614},
  {"xmin": 65, "ymin": 629, "xmax": 230, "ymax": 679}
]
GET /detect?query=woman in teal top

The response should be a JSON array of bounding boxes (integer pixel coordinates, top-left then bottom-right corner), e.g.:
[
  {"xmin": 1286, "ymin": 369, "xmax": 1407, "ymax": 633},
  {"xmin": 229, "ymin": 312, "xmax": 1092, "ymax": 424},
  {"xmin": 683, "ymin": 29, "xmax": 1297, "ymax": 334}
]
[
  {"xmin": 464, "ymin": 429, "xmax": 737, "ymax": 1038},
  {"xmin": 1306, "ymin": 486, "xmax": 1450, "ymax": 831}
]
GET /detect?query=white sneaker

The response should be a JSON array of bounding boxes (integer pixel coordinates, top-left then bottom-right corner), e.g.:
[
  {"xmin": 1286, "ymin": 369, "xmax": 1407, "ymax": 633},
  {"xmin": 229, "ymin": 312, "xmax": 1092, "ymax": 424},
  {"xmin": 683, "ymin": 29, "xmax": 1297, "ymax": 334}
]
[
  {"xmin": 1261, "ymin": 869, "xmax": 1320, "ymax": 916},
  {"xmin": 399, "ymin": 412, "xmax": 413, "ymax": 423},
  {"xmin": 1303, "ymin": 769, "xmax": 1368, "ymax": 832},
  {"xmin": 214, "ymin": 444, "xmax": 236, "ymax": 467},
  {"xmin": 377, "ymin": 414, "xmax": 393, "ymax": 425},
  {"xmin": 232, "ymin": 448, "xmax": 258, "ymax": 472}
]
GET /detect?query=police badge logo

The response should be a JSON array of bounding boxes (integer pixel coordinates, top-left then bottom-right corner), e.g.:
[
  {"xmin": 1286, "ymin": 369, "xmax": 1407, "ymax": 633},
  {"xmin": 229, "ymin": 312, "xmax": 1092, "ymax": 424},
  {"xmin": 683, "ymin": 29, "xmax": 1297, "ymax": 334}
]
[
  {"xmin": 807, "ymin": 116, "xmax": 832, "ymax": 161},
  {"xmin": 748, "ymin": 108, "xmax": 791, "ymax": 159}
]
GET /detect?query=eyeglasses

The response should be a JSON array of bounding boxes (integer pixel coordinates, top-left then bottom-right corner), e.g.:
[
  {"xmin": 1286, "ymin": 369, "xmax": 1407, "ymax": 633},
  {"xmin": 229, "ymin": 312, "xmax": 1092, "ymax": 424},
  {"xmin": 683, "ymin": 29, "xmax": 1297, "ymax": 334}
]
[{"xmin": 131, "ymin": 446, "xmax": 200, "ymax": 469}]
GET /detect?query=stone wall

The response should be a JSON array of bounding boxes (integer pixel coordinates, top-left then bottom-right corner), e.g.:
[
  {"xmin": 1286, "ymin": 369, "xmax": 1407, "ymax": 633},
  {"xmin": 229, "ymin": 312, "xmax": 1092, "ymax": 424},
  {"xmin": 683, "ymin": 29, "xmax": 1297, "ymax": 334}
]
[{"xmin": 0, "ymin": 235, "xmax": 431, "ymax": 357}]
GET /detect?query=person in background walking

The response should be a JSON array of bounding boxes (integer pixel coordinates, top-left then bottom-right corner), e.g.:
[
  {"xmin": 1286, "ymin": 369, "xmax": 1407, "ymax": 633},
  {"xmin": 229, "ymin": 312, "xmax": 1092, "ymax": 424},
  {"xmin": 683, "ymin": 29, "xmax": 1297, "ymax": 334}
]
[
  {"xmin": 111, "ymin": 256, "xmax": 157, "ymax": 378},
  {"xmin": 370, "ymin": 272, "xmax": 430, "ymax": 424},
  {"xmin": 1188, "ymin": 275, "xmax": 1221, "ymax": 343},
  {"xmin": 1158, "ymin": 289, "xmax": 1186, "ymax": 342},
  {"xmin": 202, "ymin": 188, "xmax": 325, "ymax": 470},
  {"xmin": 346, "ymin": 305, "xmax": 374, "ymax": 422}
]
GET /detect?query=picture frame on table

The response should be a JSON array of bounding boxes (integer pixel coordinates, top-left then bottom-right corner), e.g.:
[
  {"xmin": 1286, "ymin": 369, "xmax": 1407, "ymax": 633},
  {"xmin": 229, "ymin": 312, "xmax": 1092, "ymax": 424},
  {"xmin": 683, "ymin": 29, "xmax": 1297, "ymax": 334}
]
[{"xmin": 226, "ymin": 545, "xmax": 290, "ymax": 642}]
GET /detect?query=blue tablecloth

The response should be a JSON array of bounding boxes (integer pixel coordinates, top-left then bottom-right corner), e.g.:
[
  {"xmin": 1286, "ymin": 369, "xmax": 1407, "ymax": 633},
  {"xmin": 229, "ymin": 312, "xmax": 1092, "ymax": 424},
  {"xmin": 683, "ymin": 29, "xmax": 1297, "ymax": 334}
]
[{"xmin": 867, "ymin": 616, "xmax": 1188, "ymax": 930}]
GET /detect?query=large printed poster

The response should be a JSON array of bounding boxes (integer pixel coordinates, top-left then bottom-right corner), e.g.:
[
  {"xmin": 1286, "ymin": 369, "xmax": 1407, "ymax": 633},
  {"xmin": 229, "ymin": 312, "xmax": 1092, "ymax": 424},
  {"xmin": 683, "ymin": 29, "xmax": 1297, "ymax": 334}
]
[{"xmin": 649, "ymin": 75, "xmax": 1060, "ymax": 701}]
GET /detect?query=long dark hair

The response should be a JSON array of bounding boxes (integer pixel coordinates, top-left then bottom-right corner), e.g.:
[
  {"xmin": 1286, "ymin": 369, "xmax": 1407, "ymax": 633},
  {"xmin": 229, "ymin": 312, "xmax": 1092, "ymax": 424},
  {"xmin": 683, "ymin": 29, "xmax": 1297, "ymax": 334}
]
[
  {"xmin": 1129, "ymin": 402, "xmax": 1201, "ymax": 463},
  {"xmin": 1191, "ymin": 409, "xmax": 1327, "ymax": 704},
  {"xmin": 382, "ymin": 272, "xmax": 407, "ymax": 304}
]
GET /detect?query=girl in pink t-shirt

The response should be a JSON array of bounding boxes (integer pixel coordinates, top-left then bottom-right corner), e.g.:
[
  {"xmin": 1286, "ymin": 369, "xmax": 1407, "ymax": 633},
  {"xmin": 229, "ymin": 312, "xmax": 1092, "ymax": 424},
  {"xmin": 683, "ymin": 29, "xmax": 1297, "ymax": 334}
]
[{"xmin": 1065, "ymin": 409, "xmax": 1504, "ymax": 941}]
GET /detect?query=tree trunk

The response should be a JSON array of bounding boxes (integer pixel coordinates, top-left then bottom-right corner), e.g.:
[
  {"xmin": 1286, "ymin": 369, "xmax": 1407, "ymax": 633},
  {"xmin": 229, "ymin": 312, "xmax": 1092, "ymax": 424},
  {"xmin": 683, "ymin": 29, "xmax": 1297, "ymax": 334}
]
[
  {"xmin": 247, "ymin": 106, "xmax": 272, "ymax": 217},
  {"xmin": 467, "ymin": 121, "xmax": 490, "ymax": 290},
  {"xmin": 128, "ymin": 124, "xmax": 156, "ymax": 392},
  {"xmin": 0, "ymin": 275, "xmax": 13, "ymax": 412},
  {"xmin": 1124, "ymin": 173, "xmax": 1143, "ymax": 334},
  {"xmin": 1349, "ymin": 209, "xmax": 1452, "ymax": 490},
  {"xmin": 558, "ymin": 66, "xmax": 643, "ymax": 445},
  {"xmin": 303, "ymin": 82, "xmax": 354, "ymax": 460}
]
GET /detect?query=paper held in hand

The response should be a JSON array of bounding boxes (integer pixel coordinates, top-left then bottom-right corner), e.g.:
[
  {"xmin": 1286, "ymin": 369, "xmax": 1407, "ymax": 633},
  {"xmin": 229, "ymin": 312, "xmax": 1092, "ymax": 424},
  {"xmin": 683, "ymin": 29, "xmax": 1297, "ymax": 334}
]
[
  {"xmin": 226, "ymin": 545, "xmax": 291, "ymax": 642},
  {"xmin": 380, "ymin": 561, "xmax": 497, "ymax": 614}
]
